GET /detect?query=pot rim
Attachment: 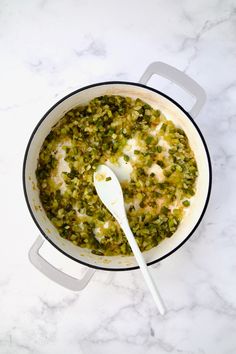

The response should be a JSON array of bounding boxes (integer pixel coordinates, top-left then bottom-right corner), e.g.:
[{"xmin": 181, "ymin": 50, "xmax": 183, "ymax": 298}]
[{"xmin": 22, "ymin": 81, "xmax": 212, "ymax": 271}]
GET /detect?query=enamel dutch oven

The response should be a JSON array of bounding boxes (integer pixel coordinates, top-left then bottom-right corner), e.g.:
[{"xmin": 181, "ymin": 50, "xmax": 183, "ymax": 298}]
[{"xmin": 23, "ymin": 62, "xmax": 212, "ymax": 290}]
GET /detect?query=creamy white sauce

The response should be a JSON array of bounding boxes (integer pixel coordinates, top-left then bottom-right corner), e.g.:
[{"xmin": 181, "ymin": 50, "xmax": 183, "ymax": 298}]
[{"xmin": 148, "ymin": 164, "xmax": 165, "ymax": 182}]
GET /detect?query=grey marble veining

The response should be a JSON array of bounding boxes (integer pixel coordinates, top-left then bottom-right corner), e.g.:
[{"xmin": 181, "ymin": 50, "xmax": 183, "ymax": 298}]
[{"xmin": 0, "ymin": 0, "xmax": 236, "ymax": 353}]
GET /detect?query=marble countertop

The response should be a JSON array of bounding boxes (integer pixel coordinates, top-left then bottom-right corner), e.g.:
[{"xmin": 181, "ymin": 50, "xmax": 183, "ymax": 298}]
[{"xmin": 1, "ymin": 0, "xmax": 236, "ymax": 353}]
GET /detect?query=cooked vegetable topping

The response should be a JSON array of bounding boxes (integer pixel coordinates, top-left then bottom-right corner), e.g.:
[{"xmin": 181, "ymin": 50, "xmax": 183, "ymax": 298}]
[
  {"xmin": 182, "ymin": 200, "xmax": 190, "ymax": 207},
  {"xmin": 36, "ymin": 95, "xmax": 198, "ymax": 256}
]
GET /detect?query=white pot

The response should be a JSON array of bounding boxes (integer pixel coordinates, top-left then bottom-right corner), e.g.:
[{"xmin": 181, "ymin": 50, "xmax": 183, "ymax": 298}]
[{"xmin": 23, "ymin": 62, "xmax": 212, "ymax": 291}]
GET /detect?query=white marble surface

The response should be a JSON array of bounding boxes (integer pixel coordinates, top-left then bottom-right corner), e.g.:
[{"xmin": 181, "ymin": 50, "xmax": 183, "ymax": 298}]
[{"xmin": 0, "ymin": 0, "xmax": 236, "ymax": 353}]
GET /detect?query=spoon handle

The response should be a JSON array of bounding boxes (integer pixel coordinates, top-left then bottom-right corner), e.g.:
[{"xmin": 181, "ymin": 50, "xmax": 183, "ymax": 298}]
[{"xmin": 120, "ymin": 219, "xmax": 166, "ymax": 315}]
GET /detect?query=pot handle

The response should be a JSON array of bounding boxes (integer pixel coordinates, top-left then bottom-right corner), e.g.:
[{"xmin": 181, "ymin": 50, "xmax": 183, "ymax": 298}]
[
  {"xmin": 139, "ymin": 62, "xmax": 206, "ymax": 118},
  {"xmin": 28, "ymin": 236, "xmax": 95, "ymax": 291}
]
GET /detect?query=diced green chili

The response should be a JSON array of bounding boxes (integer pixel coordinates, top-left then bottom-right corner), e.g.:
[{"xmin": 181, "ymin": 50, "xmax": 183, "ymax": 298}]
[
  {"xmin": 182, "ymin": 200, "xmax": 190, "ymax": 207},
  {"xmin": 124, "ymin": 154, "xmax": 130, "ymax": 162},
  {"xmin": 36, "ymin": 95, "xmax": 197, "ymax": 256},
  {"xmin": 145, "ymin": 136, "xmax": 153, "ymax": 145}
]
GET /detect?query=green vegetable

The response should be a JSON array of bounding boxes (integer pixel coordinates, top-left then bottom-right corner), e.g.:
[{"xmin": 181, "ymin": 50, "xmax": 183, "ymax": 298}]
[
  {"xmin": 182, "ymin": 200, "xmax": 190, "ymax": 207},
  {"xmin": 36, "ymin": 95, "xmax": 198, "ymax": 256},
  {"xmin": 145, "ymin": 136, "xmax": 153, "ymax": 145},
  {"xmin": 124, "ymin": 154, "xmax": 130, "ymax": 162}
]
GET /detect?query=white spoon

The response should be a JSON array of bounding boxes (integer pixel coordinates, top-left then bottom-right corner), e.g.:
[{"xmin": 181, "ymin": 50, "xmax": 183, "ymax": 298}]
[{"xmin": 94, "ymin": 164, "xmax": 166, "ymax": 315}]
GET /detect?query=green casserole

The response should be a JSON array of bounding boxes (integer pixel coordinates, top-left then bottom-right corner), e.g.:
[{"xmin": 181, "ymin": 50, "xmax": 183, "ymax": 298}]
[{"xmin": 36, "ymin": 95, "xmax": 198, "ymax": 256}]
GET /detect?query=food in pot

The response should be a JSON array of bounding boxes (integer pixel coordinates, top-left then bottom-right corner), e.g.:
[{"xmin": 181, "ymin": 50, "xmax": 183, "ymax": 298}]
[{"xmin": 36, "ymin": 95, "xmax": 198, "ymax": 256}]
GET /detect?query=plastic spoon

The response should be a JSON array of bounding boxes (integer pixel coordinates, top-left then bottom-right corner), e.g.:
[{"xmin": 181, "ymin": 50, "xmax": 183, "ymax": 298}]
[{"xmin": 94, "ymin": 164, "xmax": 166, "ymax": 315}]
